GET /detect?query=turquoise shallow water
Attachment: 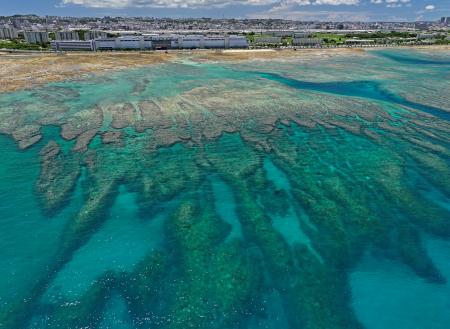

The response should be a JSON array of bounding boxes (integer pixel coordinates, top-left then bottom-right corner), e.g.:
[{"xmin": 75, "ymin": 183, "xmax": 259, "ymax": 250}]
[{"xmin": 0, "ymin": 49, "xmax": 449, "ymax": 329}]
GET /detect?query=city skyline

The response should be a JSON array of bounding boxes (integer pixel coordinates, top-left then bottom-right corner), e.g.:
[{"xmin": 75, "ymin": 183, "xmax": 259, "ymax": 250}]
[{"xmin": 1, "ymin": 0, "xmax": 449, "ymax": 22}]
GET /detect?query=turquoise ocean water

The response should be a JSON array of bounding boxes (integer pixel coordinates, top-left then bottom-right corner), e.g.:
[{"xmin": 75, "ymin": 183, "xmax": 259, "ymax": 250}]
[{"xmin": 0, "ymin": 49, "xmax": 449, "ymax": 329}]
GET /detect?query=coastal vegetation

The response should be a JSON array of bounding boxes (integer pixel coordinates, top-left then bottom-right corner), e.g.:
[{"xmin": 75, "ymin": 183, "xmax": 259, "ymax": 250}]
[
  {"xmin": 0, "ymin": 39, "xmax": 48, "ymax": 50},
  {"xmin": 312, "ymin": 32, "xmax": 347, "ymax": 44}
]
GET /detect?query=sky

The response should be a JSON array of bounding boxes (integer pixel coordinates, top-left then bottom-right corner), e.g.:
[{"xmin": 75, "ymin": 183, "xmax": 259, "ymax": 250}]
[{"xmin": 1, "ymin": 0, "xmax": 449, "ymax": 21}]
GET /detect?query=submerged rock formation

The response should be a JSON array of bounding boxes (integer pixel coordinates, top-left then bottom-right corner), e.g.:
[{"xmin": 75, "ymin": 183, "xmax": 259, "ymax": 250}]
[
  {"xmin": 1, "ymin": 49, "xmax": 449, "ymax": 329},
  {"xmin": 11, "ymin": 125, "xmax": 42, "ymax": 149},
  {"xmin": 36, "ymin": 141, "xmax": 80, "ymax": 213}
]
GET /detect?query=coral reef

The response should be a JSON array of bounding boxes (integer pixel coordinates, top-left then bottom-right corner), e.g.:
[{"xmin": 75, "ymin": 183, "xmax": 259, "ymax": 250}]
[
  {"xmin": 11, "ymin": 124, "xmax": 41, "ymax": 149},
  {"xmin": 0, "ymin": 48, "xmax": 449, "ymax": 329},
  {"xmin": 36, "ymin": 140, "xmax": 80, "ymax": 213}
]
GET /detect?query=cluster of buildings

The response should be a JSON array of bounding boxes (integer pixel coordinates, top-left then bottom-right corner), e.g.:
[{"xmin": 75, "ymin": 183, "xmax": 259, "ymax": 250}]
[
  {"xmin": 2, "ymin": 15, "xmax": 450, "ymax": 36},
  {"xmin": 1, "ymin": 15, "xmax": 449, "ymax": 51},
  {"xmin": 1, "ymin": 27, "xmax": 249, "ymax": 51},
  {"xmin": 50, "ymin": 34, "xmax": 248, "ymax": 51}
]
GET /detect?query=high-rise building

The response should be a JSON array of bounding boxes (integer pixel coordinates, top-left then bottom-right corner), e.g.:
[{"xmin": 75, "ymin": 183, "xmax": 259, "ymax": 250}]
[
  {"xmin": 12, "ymin": 19, "xmax": 22, "ymax": 29},
  {"xmin": 55, "ymin": 31, "xmax": 80, "ymax": 41},
  {"xmin": 83, "ymin": 30, "xmax": 108, "ymax": 40},
  {"xmin": 440, "ymin": 17, "xmax": 450, "ymax": 25},
  {"xmin": 24, "ymin": 31, "xmax": 49, "ymax": 44},
  {"xmin": 0, "ymin": 26, "xmax": 19, "ymax": 39}
]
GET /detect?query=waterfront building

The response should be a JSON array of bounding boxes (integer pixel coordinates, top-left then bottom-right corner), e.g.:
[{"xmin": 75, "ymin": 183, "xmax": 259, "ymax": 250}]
[
  {"xmin": 0, "ymin": 26, "xmax": 19, "ymax": 39},
  {"xmin": 55, "ymin": 31, "xmax": 80, "ymax": 41},
  {"xmin": 150, "ymin": 35, "xmax": 176, "ymax": 49},
  {"xmin": 24, "ymin": 31, "xmax": 48, "ymax": 44},
  {"xmin": 227, "ymin": 35, "xmax": 248, "ymax": 48},
  {"xmin": 181, "ymin": 35, "xmax": 204, "ymax": 49},
  {"xmin": 50, "ymin": 33, "xmax": 248, "ymax": 51},
  {"xmin": 95, "ymin": 36, "xmax": 153, "ymax": 50},
  {"xmin": 51, "ymin": 40, "xmax": 95, "ymax": 51},
  {"xmin": 116, "ymin": 36, "xmax": 143, "ymax": 49},
  {"xmin": 95, "ymin": 38, "xmax": 117, "ymax": 50},
  {"xmin": 204, "ymin": 36, "xmax": 226, "ymax": 48},
  {"xmin": 142, "ymin": 37, "xmax": 153, "ymax": 50}
]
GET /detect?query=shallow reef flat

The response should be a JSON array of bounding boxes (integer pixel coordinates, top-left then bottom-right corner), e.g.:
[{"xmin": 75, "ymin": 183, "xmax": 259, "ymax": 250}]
[
  {"xmin": 0, "ymin": 51, "xmax": 177, "ymax": 94},
  {"xmin": 0, "ymin": 48, "xmax": 449, "ymax": 329}
]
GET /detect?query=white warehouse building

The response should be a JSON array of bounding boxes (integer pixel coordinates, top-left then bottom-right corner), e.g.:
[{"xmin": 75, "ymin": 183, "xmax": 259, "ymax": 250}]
[
  {"xmin": 50, "ymin": 40, "xmax": 95, "ymax": 51},
  {"xmin": 51, "ymin": 40, "xmax": 95, "ymax": 51},
  {"xmin": 95, "ymin": 38, "xmax": 117, "ymax": 50},
  {"xmin": 180, "ymin": 35, "xmax": 204, "ymax": 49},
  {"xmin": 204, "ymin": 36, "xmax": 225, "ymax": 48},
  {"xmin": 177, "ymin": 35, "xmax": 248, "ymax": 49},
  {"xmin": 49, "ymin": 34, "xmax": 248, "ymax": 51},
  {"xmin": 116, "ymin": 36, "xmax": 142, "ymax": 49},
  {"xmin": 227, "ymin": 35, "xmax": 248, "ymax": 48},
  {"xmin": 95, "ymin": 36, "xmax": 153, "ymax": 50}
]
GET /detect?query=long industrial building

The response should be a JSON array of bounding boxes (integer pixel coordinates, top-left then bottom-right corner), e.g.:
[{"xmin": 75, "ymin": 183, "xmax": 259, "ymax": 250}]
[
  {"xmin": 51, "ymin": 34, "xmax": 248, "ymax": 51},
  {"xmin": 51, "ymin": 40, "xmax": 95, "ymax": 51}
]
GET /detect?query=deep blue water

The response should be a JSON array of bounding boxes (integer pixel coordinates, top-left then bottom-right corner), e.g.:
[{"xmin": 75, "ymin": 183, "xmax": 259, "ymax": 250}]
[
  {"xmin": 256, "ymin": 72, "xmax": 450, "ymax": 121},
  {"xmin": 374, "ymin": 50, "xmax": 450, "ymax": 65}
]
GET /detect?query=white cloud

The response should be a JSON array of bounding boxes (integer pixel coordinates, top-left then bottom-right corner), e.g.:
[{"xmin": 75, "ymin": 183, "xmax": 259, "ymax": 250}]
[
  {"xmin": 62, "ymin": 0, "xmax": 125, "ymax": 8},
  {"xmin": 61, "ymin": 0, "xmax": 277, "ymax": 8},
  {"xmin": 313, "ymin": 0, "xmax": 359, "ymax": 5},
  {"xmin": 424, "ymin": 4, "xmax": 435, "ymax": 10},
  {"xmin": 281, "ymin": 0, "xmax": 359, "ymax": 5},
  {"xmin": 62, "ymin": 0, "xmax": 360, "ymax": 8},
  {"xmin": 374, "ymin": 0, "xmax": 411, "ymax": 8},
  {"xmin": 249, "ymin": 7, "xmax": 369, "ymax": 20}
]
